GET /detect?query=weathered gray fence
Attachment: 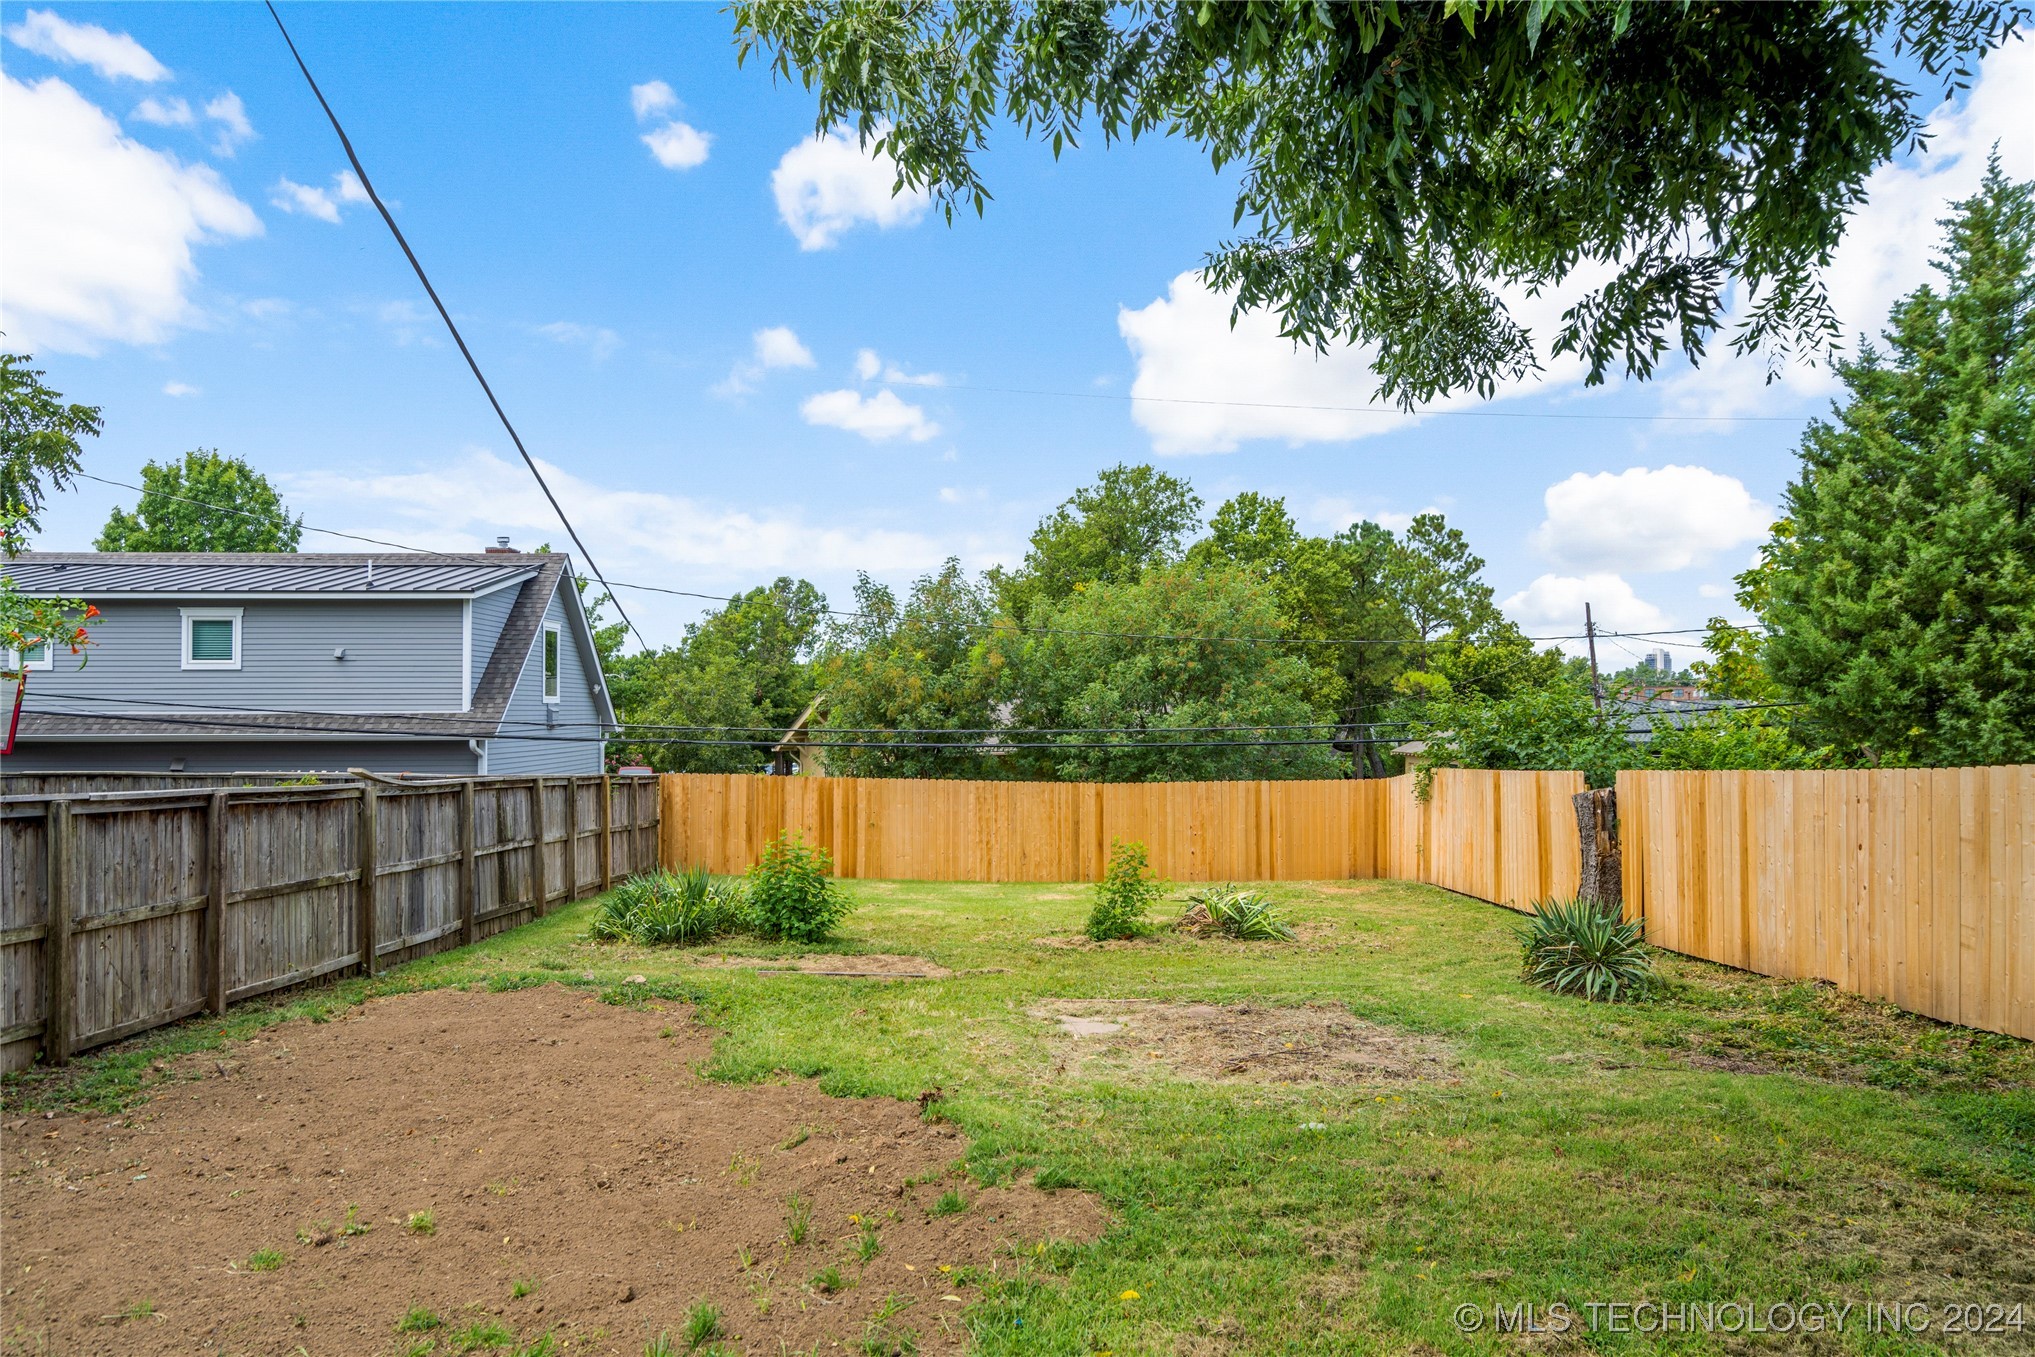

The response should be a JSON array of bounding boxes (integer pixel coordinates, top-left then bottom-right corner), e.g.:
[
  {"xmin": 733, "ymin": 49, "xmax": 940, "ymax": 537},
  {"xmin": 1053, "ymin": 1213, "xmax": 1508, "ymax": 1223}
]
[{"xmin": 0, "ymin": 774, "xmax": 659, "ymax": 1072}]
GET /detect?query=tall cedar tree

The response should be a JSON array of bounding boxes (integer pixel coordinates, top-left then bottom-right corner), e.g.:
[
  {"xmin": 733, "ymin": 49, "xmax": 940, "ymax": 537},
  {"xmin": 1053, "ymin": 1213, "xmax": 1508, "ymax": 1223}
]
[{"xmin": 1756, "ymin": 159, "xmax": 2035, "ymax": 765}]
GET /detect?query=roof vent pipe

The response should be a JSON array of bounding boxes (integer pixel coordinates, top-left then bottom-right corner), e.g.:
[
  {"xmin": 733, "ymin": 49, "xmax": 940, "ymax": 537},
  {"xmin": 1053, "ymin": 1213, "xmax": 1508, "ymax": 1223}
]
[{"xmin": 484, "ymin": 536, "xmax": 516, "ymax": 554}]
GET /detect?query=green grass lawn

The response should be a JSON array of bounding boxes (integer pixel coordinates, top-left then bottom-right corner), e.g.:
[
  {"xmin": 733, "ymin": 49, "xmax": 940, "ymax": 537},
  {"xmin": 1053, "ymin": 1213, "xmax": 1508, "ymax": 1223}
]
[{"xmin": 9, "ymin": 878, "xmax": 2034, "ymax": 1355}]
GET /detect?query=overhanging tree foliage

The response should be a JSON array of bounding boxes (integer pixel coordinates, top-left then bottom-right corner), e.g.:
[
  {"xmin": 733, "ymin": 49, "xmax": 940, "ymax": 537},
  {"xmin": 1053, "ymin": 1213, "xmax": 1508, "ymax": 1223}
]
[
  {"xmin": 733, "ymin": 0, "xmax": 2024, "ymax": 403},
  {"xmin": 1, "ymin": 353, "xmax": 100, "ymax": 538},
  {"xmin": 1749, "ymin": 159, "xmax": 2035, "ymax": 765}
]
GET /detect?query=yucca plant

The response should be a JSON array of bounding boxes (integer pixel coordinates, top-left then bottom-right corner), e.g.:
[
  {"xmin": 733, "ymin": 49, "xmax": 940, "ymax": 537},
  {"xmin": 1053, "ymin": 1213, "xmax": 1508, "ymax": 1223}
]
[
  {"xmin": 1183, "ymin": 884, "xmax": 1296, "ymax": 941},
  {"xmin": 1517, "ymin": 898, "xmax": 1654, "ymax": 1001},
  {"xmin": 589, "ymin": 867, "xmax": 744, "ymax": 947}
]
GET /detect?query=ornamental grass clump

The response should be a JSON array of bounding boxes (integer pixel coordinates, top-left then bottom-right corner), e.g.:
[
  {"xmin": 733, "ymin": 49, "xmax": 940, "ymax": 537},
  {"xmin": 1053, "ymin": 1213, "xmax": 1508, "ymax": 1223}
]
[
  {"xmin": 1182, "ymin": 884, "xmax": 1296, "ymax": 941},
  {"xmin": 589, "ymin": 867, "xmax": 745, "ymax": 947},
  {"xmin": 746, "ymin": 832, "xmax": 853, "ymax": 943},
  {"xmin": 1087, "ymin": 839, "xmax": 1163, "ymax": 941},
  {"xmin": 1517, "ymin": 898, "xmax": 1655, "ymax": 1002}
]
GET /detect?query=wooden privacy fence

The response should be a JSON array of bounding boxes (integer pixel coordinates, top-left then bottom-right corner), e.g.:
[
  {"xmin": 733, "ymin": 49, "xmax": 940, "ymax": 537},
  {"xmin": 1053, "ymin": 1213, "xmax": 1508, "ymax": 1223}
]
[
  {"xmin": 1620, "ymin": 766, "xmax": 2035, "ymax": 1041},
  {"xmin": 0, "ymin": 774, "xmax": 660, "ymax": 1071},
  {"xmin": 659, "ymin": 769, "xmax": 1584, "ymax": 905}
]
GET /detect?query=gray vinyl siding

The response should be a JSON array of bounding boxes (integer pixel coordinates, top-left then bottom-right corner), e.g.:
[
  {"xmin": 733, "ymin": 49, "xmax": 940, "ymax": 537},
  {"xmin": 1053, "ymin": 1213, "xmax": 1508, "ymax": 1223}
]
[
  {"xmin": 24, "ymin": 599, "xmax": 466, "ymax": 715},
  {"xmin": 0, "ymin": 739, "xmax": 479, "ymax": 775},
  {"xmin": 483, "ymin": 583, "xmax": 607, "ymax": 775},
  {"xmin": 481, "ymin": 736, "xmax": 604, "ymax": 775},
  {"xmin": 468, "ymin": 581, "xmax": 521, "ymax": 704}
]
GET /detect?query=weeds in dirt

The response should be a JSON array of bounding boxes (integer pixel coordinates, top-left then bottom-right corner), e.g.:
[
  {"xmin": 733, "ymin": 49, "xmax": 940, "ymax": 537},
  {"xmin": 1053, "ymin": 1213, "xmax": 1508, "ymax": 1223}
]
[
  {"xmin": 510, "ymin": 1276, "xmax": 539, "ymax": 1299},
  {"xmin": 786, "ymin": 1192, "xmax": 812, "ymax": 1244},
  {"xmin": 644, "ymin": 1335, "xmax": 678, "ymax": 1357},
  {"xmin": 728, "ymin": 1151, "xmax": 761, "ymax": 1186},
  {"xmin": 487, "ymin": 1178, "xmax": 519, "ymax": 1196},
  {"xmin": 858, "ymin": 1293, "xmax": 919, "ymax": 1356},
  {"xmin": 854, "ymin": 1219, "xmax": 882, "ymax": 1261},
  {"xmin": 778, "ymin": 1125, "xmax": 811, "ymax": 1150},
  {"xmin": 930, "ymin": 1189, "xmax": 967, "ymax": 1217},
  {"xmin": 809, "ymin": 1265, "xmax": 846, "ymax": 1295},
  {"xmin": 340, "ymin": 1203, "xmax": 370, "ymax": 1237},
  {"xmin": 406, "ymin": 1209, "xmax": 436, "ymax": 1236},
  {"xmin": 116, "ymin": 1299, "xmax": 156, "ymax": 1320},
  {"xmin": 244, "ymin": 1248, "xmax": 284, "ymax": 1272},
  {"xmin": 398, "ymin": 1306, "xmax": 443, "ymax": 1332},
  {"xmin": 452, "ymin": 1318, "xmax": 515, "ymax": 1351},
  {"xmin": 683, "ymin": 1299, "xmax": 723, "ymax": 1349}
]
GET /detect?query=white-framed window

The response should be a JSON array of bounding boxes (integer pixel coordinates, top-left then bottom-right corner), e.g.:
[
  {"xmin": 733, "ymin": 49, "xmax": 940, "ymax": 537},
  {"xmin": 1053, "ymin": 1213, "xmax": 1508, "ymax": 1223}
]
[
  {"xmin": 181, "ymin": 607, "xmax": 243, "ymax": 670},
  {"xmin": 4, "ymin": 638, "xmax": 52, "ymax": 672},
  {"xmin": 542, "ymin": 624, "xmax": 561, "ymax": 702}
]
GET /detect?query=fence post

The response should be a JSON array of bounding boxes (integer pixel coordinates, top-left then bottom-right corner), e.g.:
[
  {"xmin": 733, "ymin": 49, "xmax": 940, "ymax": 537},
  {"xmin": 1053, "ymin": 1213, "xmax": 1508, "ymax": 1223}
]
[
  {"xmin": 358, "ymin": 783, "xmax": 380, "ymax": 977},
  {"xmin": 207, "ymin": 790, "xmax": 229, "ymax": 1014},
  {"xmin": 600, "ymin": 774, "xmax": 614, "ymax": 889},
  {"xmin": 459, "ymin": 780, "xmax": 477, "ymax": 947},
  {"xmin": 565, "ymin": 775, "xmax": 580, "ymax": 901},
  {"xmin": 43, "ymin": 801, "xmax": 73, "ymax": 1065},
  {"xmin": 531, "ymin": 778, "xmax": 548, "ymax": 916}
]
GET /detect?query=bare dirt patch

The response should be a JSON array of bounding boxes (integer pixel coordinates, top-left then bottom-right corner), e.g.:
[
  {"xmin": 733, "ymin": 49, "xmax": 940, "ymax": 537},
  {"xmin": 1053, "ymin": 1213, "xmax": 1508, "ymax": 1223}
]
[
  {"xmin": 3, "ymin": 986, "xmax": 1100, "ymax": 1355},
  {"xmin": 684, "ymin": 952, "xmax": 954, "ymax": 979},
  {"xmin": 1032, "ymin": 1001, "xmax": 1455, "ymax": 1087}
]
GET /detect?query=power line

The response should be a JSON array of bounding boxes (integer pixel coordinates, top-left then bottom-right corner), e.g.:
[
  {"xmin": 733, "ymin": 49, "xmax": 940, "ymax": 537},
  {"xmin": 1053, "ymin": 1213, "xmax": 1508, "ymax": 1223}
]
[
  {"xmin": 62, "ymin": 474, "xmax": 1731, "ymax": 652},
  {"xmin": 262, "ymin": 2, "xmax": 647, "ymax": 654}
]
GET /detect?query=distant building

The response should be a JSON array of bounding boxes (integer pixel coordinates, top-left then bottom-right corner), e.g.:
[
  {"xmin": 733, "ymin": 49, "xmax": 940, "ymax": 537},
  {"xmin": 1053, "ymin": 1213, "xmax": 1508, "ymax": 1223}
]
[
  {"xmin": 1640, "ymin": 648, "xmax": 1675, "ymax": 674},
  {"xmin": 1, "ymin": 550, "xmax": 615, "ymax": 775}
]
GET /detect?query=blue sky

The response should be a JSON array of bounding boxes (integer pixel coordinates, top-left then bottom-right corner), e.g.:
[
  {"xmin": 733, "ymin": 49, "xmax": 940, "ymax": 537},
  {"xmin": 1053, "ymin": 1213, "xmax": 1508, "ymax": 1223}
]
[{"xmin": 5, "ymin": 5, "xmax": 2030, "ymax": 663}]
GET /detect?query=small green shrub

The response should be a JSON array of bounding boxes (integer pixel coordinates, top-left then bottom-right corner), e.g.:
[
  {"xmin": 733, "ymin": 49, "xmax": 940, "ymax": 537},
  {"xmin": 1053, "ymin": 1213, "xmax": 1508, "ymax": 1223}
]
[
  {"xmin": 746, "ymin": 832, "xmax": 852, "ymax": 943},
  {"xmin": 1087, "ymin": 839, "xmax": 1162, "ymax": 941},
  {"xmin": 1518, "ymin": 899, "xmax": 1655, "ymax": 1002},
  {"xmin": 1184, "ymin": 884, "xmax": 1296, "ymax": 941},
  {"xmin": 590, "ymin": 867, "xmax": 745, "ymax": 947}
]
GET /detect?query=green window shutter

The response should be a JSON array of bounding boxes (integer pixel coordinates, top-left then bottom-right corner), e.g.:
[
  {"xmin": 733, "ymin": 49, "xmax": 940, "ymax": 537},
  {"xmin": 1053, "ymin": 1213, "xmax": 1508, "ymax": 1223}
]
[{"xmin": 189, "ymin": 618, "xmax": 236, "ymax": 661}]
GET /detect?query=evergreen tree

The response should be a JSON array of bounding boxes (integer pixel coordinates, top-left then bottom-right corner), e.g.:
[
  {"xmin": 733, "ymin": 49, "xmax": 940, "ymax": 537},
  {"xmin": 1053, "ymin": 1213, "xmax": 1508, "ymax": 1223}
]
[{"xmin": 1754, "ymin": 159, "xmax": 2035, "ymax": 765}]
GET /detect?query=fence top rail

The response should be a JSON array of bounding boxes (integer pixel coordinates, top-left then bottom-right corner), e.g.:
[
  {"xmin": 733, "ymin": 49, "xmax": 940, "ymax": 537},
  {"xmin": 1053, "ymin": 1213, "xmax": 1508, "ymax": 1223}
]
[{"xmin": 0, "ymin": 785, "xmax": 362, "ymax": 809}]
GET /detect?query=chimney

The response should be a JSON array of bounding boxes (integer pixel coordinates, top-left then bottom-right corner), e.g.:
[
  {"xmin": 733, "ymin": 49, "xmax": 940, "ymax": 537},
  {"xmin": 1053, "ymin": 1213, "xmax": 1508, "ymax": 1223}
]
[{"xmin": 484, "ymin": 535, "xmax": 516, "ymax": 554}]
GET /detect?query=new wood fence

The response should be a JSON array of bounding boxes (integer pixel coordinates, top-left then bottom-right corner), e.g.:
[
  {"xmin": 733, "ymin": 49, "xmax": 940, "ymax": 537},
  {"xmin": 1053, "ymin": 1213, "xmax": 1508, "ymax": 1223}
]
[
  {"xmin": 0, "ymin": 774, "xmax": 659, "ymax": 1072},
  {"xmin": 658, "ymin": 769, "xmax": 1584, "ymax": 905},
  {"xmin": 1620, "ymin": 766, "xmax": 2035, "ymax": 1040}
]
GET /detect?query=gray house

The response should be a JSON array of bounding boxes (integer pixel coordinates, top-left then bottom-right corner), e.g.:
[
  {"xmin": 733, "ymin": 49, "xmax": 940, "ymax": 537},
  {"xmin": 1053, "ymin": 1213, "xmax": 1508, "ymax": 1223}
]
[{"xmin": 0, "ymin": 550, "xmax": 616, "ymax": 775}]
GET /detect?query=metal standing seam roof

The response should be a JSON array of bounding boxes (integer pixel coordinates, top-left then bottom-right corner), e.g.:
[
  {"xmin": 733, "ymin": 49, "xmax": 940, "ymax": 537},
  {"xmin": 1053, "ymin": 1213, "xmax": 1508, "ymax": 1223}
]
[
  {"xmin": 2, "ymin": 552, "xmax": 541, "ymax": 595},
  {"xmin": 14, "ymin": 554, "xmax": 598, "ymax": 741}
]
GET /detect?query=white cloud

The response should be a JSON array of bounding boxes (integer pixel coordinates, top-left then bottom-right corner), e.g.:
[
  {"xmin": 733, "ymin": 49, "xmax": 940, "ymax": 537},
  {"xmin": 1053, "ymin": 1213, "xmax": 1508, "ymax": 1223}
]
[
  {"xmin": 1117, "ymin": 269, "xmax": 1604, "ymax": 454},
  {"xmin": 714, "ymin": 325, "xmax": 815, "ymax": 396},
  {"xmin": 287, "ymin": 447, "xmax": 949, "ymax": 583},
  {"xmin": 1, "ymin": 74, "xmax": 261, "ymax": 353},
  {"xmin": 854, "ymin": 347, "xmax": 945, "ymax": 386},
  {"xmin": 203, "ymin": 91, "xmax": 254, "ymax": 156},
  {"xmin": 535, "ymin": 321, "xmax": 620, "ymax": 360},
  {"xmin": 5, "ymin": 9, "xmax": 167, "ymax": 81},
  {"xmin": 937, "ymin": 486, "xmax": 987, "ymax": 504},
  {"xmin": 161, "ymin": 380, "xmax": 199, "ymax": 397},
  {"xmin": 1501, "ymin": 573, "xmax": 1669, "ymax": 655},
  {"xmin": 642, "ymin": 120, "xmax": 711, "ymax": 171},
  {"xmin": 131, "ymin": 95, "xmax": 191, "ymax": 126},
  {"xmin": 1662, "ymin": 39, "xmax": 2035, "ymax": 420},
  {"xmin": 1304, "ymin": 497, "xmax": 1435, "ymax": 535},
  {"xmin": 630, "ymin": 80, "xmax": 676, "ymax": 122},
  {"xmin": 1530, "ymin": 465, "xmax": 1773, "ymax": 573},
  {"xmin": 801, "ymin": 388, "xmax": 939, "ymax": 442},
  {"xmin": 630, "ymin": 79, "xmax": 710, "ymax": 171},
  {"xmin": 772, "ymin": 124, "xmax": 928, "ymax": 250},
  {"xmin": 269, "ymin": 170, "xmax": 367, "ymax": 224}
]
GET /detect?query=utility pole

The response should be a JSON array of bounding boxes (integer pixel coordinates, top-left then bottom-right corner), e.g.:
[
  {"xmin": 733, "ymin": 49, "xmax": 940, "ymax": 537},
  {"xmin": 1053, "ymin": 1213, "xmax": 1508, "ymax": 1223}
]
[{"xmin": 1585, "ymin": 602, "xmax": 1604, "ymax": 711}]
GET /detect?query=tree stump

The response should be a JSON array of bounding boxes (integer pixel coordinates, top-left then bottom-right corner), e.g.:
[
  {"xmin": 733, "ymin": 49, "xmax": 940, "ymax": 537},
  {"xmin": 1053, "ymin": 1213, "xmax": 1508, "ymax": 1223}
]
[{"xmin": 1572, "ymin": 787, "xmax": 1621, "ymax": 914}]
